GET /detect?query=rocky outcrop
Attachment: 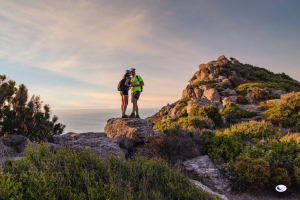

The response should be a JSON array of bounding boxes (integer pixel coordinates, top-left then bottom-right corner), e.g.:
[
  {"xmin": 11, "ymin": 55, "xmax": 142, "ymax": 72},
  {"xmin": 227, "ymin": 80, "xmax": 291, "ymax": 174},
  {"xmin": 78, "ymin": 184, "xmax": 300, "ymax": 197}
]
[
  {"xmin": 104, "ymin": 118, "xmax": 155, "ymax": 149},
  {"xmin": 190, "ymin": 180, "xmax": 228, "ymax": 200},
  {"xmin": 183, "ymin": 155, "xmax": 231, "ymax": 193},
  {"xmin": 53, "ymin": 132, "xmax": 124, "ymax": 159},
  {"xmin": 200, "ymin": 85, "xmax": 221, "ymax": 102},
  {"xmin": 0, "ymin": 135, "xmax": 28, "ymax": 159},
  {"xmin": 222, "ymin": 96, "xmax": 238, "ymax": 106}
]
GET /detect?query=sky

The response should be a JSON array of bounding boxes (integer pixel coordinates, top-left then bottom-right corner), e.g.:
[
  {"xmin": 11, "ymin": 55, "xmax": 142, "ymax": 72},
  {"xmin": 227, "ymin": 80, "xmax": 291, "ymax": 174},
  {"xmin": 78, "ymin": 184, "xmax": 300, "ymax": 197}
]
[{"xmin": 0, "ymin": 0, "xmax": 299, "ymax": 110}]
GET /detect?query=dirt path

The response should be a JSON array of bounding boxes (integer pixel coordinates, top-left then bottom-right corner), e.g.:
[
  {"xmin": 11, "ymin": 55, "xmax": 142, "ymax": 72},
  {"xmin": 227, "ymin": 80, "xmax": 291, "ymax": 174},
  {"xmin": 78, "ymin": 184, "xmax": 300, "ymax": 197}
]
[{"xmin": 223, "ymin": 190, "xmax": 300, "ymax": 200}]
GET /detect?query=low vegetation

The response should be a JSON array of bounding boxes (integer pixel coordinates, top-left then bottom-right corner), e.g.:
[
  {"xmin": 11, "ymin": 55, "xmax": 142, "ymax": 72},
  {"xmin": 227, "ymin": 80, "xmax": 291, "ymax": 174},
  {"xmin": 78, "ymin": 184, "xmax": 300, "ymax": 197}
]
[
  {"xmin": 203, "ymin": 121, "xmax": 300, "ymax": 190},
  {"xmin": 0, "ymin": 143, "xmax": 221, "ymax": 200},
  {"xmin": 220, "ymin": 103, "xmax": 257, "ymax": 119},
  {"xmin": 261, "ymin": 92, "xmax": 300, "ymax": 129}
]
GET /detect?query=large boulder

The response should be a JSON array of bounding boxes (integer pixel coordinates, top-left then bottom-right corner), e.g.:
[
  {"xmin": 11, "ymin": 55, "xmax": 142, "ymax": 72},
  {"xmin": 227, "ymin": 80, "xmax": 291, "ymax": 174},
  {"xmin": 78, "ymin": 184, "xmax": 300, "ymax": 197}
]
[
  {"xmin": 183, "ymin": 155, "xmax": 231, "ymax": 193},
  {"xmin": 222, "ymin": 96, "xmax": 238, "ymax": 106},
  {"xmin": 221, "ymin": 88, "xmax": 237, "ymax": 97},
  {"xmin": 186, "ymin": 98, "xmax": 223, "ymax": 114},
  {"xmin": 53, "ymin": 132, "xmax": 124, "ymax": 159},
  {"xmin": 104, "ymin": 118, "xmax": 154, "ymax": 147},
  {"xmin": 200, "ymin": 85, "xmax": 221, "ymax": 102}
]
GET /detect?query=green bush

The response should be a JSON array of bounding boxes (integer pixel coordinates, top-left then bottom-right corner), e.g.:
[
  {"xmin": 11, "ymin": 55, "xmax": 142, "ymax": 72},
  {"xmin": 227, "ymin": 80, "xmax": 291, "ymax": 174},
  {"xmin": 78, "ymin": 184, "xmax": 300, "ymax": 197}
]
[
  {"xmin": 0, "ymin": 75, "xmax": 65, "ymax": 141},
  {"xmin": 152, "ymin": 119, "xmax": 177, "ymax": 133},
  {"xmin": 178, "ymin": 117, "xmax": 202, "ymax": 129},
  {"xmin": 220, "ymin": 103, "xmax": 257, "ymax": 119},
  {"xmin": 189, "ymin": 105, "xmax": 221, "ymax": 126},
  {"xmin": 0, "ymin": 143, "xmax": 219, "ymax": 200},
  {"xmin": 176, "ymin": 97, "xmax": 190, "ymax": 112},
  {"xmin": 178, "ymin": 108, "xmax": 188, "ymax": 118},
  {"xmin": 262, "ymin": 92, "xmax": 300, "ymax": 128},
  {"xmin": 235, "ymin": 82, "xmax": 285, "ymax": 95},
  {"xmin": 199, "ymin": 105, "xmax": 222, "ymax": 126}
]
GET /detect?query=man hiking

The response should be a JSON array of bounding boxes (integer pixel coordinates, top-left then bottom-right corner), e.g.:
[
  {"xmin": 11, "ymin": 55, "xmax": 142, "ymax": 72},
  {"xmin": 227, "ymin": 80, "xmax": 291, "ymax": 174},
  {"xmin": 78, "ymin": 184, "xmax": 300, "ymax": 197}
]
[{"xmin": 129, "ymin": 68, "xmax": 144, "ymax": 119}]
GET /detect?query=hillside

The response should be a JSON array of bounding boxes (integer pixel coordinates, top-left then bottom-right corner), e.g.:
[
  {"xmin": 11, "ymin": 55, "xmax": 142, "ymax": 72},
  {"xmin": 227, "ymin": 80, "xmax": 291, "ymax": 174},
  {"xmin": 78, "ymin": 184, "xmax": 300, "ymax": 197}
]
[{"xmin": 147, "ymin": 55, "xmax": 300, "ymax": 130}]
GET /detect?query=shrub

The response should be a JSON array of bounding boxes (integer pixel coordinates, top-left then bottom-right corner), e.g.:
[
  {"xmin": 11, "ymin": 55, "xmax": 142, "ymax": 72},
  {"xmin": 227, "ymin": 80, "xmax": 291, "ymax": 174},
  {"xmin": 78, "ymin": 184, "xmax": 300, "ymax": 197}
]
[
  {"xmin": 198, "ymin": 105, "xmax": 222, "ymax": 126},
  {"xmin": 295, "ymin": 166, "xmax": 300, "ymax": 186},
  {"xmin": 152, "ymin": 119, "xmax": 177, "ymax": 132},
  {"xmin": 248, "ymin": 87, "xmax": 269, "ymax": 100},
  {"xmin": 190, "ymin": 105, "xmax": 200, "ymax": 116},
  {"xmin": 0, "ymin": 75, "xmax": 65, "ymax": 141},
  {"xmin": 178, "ymin": 108, "xmax": 188, "ymax": 118},
  {"xmin": 144, "ymin": 132, "xmax": 200, "ymax": 165},
  {"xmin": 220, "ymin": 103, "xmax": 257, "ymax": 119},
  {"xmin": 235, "ymin": 82, "xmax": 285, "ymax": 95},
  {"xmin": 263, "ymin": 92, "xmax": 300, "ymax": 127},
  {"xmin": 176, "ymin": 97, "xmax": 190, "ymax": 112},
  {"xmin": 178, "ymin": 117, "xmax": 202, "ymax": 130},
  {"xmin": 236, "ymin": 95, "xmax": 248, "ymax": 104},
  {"xmin": 234, "ymin": 156, "xmax": 270, "ymax": 188},
  {"xmin": 270, "ymin": 167, "xmax": 292, "ymax": 187},
  {"xmin": 0, "ymin": 143, "xmax": 218, "ymax": 200}
]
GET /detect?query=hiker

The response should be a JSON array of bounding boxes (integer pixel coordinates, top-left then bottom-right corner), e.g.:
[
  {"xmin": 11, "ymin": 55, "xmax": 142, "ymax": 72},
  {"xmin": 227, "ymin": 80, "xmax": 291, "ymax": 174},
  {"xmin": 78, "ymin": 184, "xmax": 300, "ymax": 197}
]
[
  {"xmin": 129, "ymin": 68, "xmax": 144, "ymax": 119},
  {"xmin": 120, "ymin": 70, "xmax": 131, "ymax": 118}
]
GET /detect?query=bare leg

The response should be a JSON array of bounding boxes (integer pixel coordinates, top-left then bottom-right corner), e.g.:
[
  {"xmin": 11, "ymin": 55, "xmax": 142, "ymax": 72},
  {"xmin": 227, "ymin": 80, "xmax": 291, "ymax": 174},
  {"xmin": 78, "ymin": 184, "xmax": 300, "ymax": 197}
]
[
  {"xmin": 132, "ymin": 98, "xmax": 137, "ymax": 114},
  {"xmin": 124, "ymin": 95, "xmax": 128, "ymax": 115},
  {"xmin": 135, "ymin": 103, "xmax": 139, "ymax": 114},
  {"xmin": 121, "ymin": 95, "xmax": 125, "ymax": 115}
]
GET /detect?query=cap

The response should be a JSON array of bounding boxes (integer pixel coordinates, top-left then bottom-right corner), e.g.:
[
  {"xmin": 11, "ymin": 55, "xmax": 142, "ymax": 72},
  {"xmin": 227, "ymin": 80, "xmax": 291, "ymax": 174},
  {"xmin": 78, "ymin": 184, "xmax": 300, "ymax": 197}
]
[
  {"xmin": 130, "ymin": 68, "xmax": 135, "ymax": 71},
  {"xmin": 125, "ymin": 70, "xmax": 131, "ymax": 73}
]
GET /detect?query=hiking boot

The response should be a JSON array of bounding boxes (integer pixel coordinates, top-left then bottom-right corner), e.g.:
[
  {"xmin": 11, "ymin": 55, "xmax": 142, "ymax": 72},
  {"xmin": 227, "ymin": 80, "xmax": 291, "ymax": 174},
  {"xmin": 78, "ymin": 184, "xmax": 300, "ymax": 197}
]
[
  {"xmin": 136, "ymin": 114, "xmax": 140, "ymax": 119},
  {"xmin": 122, "ymin": 114, "xmax": 128, "ymax": 118},
  {"xmin": 129, "ymin": 113, "xmax": 135, "ymax": 118}
]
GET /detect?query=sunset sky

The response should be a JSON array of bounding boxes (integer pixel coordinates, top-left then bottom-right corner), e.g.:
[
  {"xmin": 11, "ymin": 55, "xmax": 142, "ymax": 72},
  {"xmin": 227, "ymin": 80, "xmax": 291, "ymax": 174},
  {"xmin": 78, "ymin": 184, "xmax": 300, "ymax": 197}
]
[{"xmin": 1, "ymin": 0, "xmax": 300, "ymax": 110}]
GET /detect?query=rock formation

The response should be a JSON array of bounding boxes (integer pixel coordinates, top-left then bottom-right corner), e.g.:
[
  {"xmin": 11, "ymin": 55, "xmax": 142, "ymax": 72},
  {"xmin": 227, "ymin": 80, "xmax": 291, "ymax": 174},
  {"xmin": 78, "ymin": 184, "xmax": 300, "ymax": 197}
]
[
  {"xmin": 147, "ymin": 55, "xmax": 299, "ymax": 125},
  {"xmin": 183, "ymin": 155, "xmax": 231, "ymax": 193},
  {"xmin": 104, "ymin": 118, "xmax": 155, "ymax": 149}
]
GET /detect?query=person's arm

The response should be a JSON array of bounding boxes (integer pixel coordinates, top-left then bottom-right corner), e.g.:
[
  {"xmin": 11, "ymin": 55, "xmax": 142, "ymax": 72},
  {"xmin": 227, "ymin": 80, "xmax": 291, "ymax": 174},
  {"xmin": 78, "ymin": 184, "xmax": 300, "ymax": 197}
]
[{"xmin": 125, "ymin": 79, "xmax": 131, "ymax": 87}]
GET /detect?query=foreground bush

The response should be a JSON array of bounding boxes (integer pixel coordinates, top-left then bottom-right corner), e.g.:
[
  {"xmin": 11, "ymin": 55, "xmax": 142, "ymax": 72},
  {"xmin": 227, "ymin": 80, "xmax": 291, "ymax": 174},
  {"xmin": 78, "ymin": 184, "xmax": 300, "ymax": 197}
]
[
  {"xmin": 204, "ymin": 121, "xmax": 300, "ymax": 190},
  {"xmin": 0, "ymin": 143, "xmax": 221, "ymax": 200},
  {"xmin": 190, "ymin": 105, "xmax": 221, "ymax": 126}
]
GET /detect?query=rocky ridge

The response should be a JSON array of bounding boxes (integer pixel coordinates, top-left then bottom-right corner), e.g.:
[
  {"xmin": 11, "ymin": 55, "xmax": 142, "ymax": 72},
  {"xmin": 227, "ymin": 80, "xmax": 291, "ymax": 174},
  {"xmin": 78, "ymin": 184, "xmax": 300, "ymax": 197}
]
[{"xmin": 146, "ymin": 55, "xmax": 300, "ymax": 125}]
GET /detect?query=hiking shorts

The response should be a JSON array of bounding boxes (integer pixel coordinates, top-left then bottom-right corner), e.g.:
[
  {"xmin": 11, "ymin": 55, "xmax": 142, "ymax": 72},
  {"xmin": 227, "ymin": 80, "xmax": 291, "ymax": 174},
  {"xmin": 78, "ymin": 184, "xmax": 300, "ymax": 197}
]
[
  {"xmin": 120, "ymin": 90, "xmax": 129, "ymax": 95},
  {"xmin": 131, "ymin": 91, "xmax": 141, "ymax": 100}
]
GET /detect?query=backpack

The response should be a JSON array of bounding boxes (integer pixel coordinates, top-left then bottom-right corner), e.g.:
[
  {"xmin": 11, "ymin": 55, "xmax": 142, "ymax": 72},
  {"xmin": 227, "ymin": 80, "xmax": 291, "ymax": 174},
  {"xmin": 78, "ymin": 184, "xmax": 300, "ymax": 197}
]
[
  {"xmin": 117, "ymin": 78, "xmax": 126, "ymax": 91},
  {"xmin": 136, "ymin": 75, "xmax": 143, "ymax": 92}
]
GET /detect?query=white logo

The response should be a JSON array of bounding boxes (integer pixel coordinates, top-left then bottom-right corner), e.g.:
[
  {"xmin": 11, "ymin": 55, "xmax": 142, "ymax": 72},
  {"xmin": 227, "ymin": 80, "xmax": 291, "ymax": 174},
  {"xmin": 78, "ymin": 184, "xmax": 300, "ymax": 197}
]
[{"xmin": 275, "ymin": 185, "xmax": 287, "ymax": 192}]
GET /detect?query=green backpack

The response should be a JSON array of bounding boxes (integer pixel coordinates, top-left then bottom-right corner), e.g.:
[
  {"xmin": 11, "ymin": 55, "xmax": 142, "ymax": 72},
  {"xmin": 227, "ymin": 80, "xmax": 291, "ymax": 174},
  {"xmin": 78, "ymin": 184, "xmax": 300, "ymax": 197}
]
[{"xmin": 136, "ymin": 75, "xmax": 143, "ymax": 92}]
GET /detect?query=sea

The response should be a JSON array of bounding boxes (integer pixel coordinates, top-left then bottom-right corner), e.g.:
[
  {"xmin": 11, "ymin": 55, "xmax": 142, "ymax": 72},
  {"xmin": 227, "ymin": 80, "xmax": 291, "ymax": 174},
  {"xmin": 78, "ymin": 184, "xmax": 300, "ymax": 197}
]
[{"xmin": 52, "ymin": 108, "xmax": 159, "ymax": 133}]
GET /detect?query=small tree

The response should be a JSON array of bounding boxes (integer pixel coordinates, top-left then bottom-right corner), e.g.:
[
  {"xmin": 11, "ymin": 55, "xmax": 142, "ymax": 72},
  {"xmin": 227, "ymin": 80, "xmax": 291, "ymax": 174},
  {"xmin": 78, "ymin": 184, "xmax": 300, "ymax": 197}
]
[{"xmin": 0, "ymin": 75, "xmax": 65, "ymax": 141}]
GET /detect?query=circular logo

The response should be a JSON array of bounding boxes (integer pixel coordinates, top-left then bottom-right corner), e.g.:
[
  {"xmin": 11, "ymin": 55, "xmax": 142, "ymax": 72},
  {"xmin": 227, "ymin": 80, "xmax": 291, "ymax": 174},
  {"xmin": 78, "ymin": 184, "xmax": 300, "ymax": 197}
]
[{"xmin": 275, "ymin": 185, "xmax": 287, "ymax": 192}]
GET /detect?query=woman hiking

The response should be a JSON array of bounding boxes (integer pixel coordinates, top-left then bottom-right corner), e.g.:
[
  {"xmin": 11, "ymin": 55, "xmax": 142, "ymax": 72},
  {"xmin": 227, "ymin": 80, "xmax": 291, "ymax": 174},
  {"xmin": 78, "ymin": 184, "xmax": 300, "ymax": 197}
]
[{"xmin": 120, "ymin": 70, "xmax": 131, "ymax": 118}]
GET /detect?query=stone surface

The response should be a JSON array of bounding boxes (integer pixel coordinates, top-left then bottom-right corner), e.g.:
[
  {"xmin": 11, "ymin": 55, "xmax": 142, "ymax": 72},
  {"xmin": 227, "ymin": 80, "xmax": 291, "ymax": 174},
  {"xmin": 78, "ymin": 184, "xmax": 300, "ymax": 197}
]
[
  {"xmin": 222, "ymin": 96, "xmax": 238, "ymax": 106},
  {"xmin": 183, "ymin": 155, "xmax": 231, "ymax": 193},
  {"xmin": 104, "ymin": 118, "xmax": 154, "ymax": 145},
  {"xmin": 53, "ymin": 132, "xmax": 124, "ymax": 159},
  {"xmin": 0, "ymin": 135, "xmax": 28, "ymax": 158},
  {"xmin": 194, "ymin": 87, "xmax": 202, "ymax": 98},
  {"xmin": 221, "ymin": 88, "xmax": 237, "ymax": 97},
  {"xmin": 221, "ymin": 79, "xmax": 232, "ymax": 86},
  {"xmin": 186, "ymin": 98, "xmax": 223, "ymax": 114},
  {"xmin": 191, "ymin": 180, "xmax": 228, "ymax": 200},
  {"xmin": 201, "ymin": 86, "xmax": 221, "ymax": 102}
]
